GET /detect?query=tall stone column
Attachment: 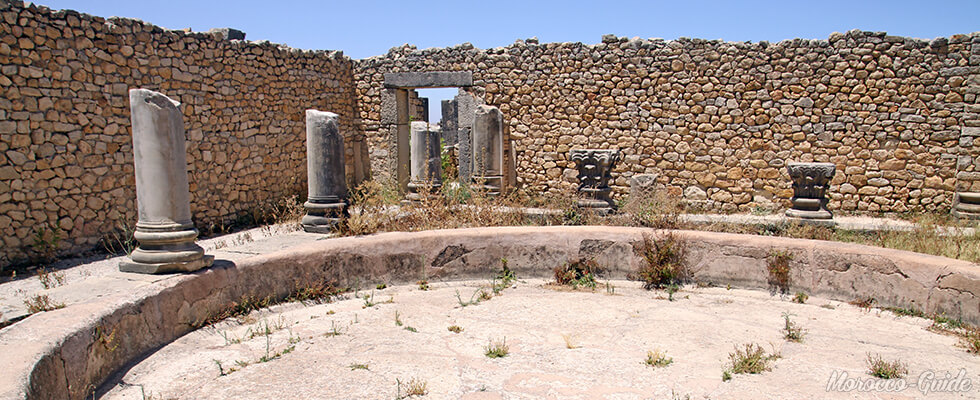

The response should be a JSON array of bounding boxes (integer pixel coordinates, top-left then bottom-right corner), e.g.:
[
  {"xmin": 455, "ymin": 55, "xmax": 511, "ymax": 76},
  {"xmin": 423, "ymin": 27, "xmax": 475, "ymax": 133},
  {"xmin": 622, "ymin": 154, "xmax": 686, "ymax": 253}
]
[
  {"xmin": 455, "ymin": 91, "xmax": 477, "ymax": 184},
  {"xmin": 302, "ymin": 110, "xmax": 348, "ymax": 232},
  {"xmin": 405, "ymin": 121, "xmax": 442, "ymax": 202},
  {"xmin": 570, "ymin": 149, "xmax": 621, "ymax": 213},
  {"xmin": 120, "ymin": 89, "xmax": 212, "ymax": 274},
  {"xmin": 785, "ymin": 162, "xmax": 836, "ymax": 224},
  {"xmin": 472, "ymin": 105, "xmax": 503, "ymax": 195}
]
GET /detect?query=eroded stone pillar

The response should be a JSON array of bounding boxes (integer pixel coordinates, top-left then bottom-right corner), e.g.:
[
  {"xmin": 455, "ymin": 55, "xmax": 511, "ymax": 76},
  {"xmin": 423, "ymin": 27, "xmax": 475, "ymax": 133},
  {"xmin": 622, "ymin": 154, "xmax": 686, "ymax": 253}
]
[
  {"xmin": 395, "ymin": 88, "xmax": 411, "ymax": 192},
  {"xmin": 120, "ymin": 89, "xmax": 212, "ymax": 274},
  {"xmin": 302, "ymin": 110, "xmax": 348, "ymax": 232},
  {"xmin": 405, "ymin": 121, "xmax": 442, "ymax": 202},
  {"xmin": 472, "ymin": 105, "xmax": 503, "ymax": 194},
  {"xmin": 785, "ymin": 162, "xmax": 836, "ymax": 224},
  {"xmin": 570, "ymin": 149, "xmax": 621, "ymax": 213},
  {"xmin": 456, "ymin": 91, "xmax": 477, "ymax": 184}
]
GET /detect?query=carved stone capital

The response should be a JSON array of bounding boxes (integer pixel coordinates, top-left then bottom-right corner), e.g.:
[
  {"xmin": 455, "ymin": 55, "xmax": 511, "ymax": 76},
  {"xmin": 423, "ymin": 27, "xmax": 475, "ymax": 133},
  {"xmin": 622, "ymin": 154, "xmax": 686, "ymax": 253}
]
[
  {"xmin": 570, "ymin": 149, "xmax": 621, "ymax": 211},
  {"xmin": 785, "ymin": 162, "xmax": 836, "ymax": 221}
]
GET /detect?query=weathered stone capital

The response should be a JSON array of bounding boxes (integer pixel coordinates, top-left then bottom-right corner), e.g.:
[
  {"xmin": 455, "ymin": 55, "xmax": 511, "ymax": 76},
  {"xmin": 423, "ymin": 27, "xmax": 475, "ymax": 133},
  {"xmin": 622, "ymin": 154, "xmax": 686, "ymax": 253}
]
[
  {"xmin": 785, "ymin": 162, "xmax": 836, "ymax": 222},
  {"xmin": 786, "ymin": 162, "xmax": 836, "ymax": 183},
  {"xmin": 570, "ymin": 149, "xmax": 621, "ymax": 189},
  {"xmin": 570, "ymin": 148, "xmax": 620, "ymax": 211}
]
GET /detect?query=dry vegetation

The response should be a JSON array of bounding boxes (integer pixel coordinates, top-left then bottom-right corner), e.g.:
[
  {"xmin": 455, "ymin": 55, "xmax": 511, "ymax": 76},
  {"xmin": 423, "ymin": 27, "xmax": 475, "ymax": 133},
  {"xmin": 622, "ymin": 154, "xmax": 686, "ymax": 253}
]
[{"xmin": 333, "ymin": 180, "xmax": 980, "ymax": 264}]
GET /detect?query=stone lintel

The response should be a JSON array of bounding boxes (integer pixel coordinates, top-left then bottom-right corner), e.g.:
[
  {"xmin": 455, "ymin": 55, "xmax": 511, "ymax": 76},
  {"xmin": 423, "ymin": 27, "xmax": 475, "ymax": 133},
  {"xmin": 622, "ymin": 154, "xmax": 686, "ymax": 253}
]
[{"xmin": 384, "ymin": 71, "xmax": 473, "ymax": 88}]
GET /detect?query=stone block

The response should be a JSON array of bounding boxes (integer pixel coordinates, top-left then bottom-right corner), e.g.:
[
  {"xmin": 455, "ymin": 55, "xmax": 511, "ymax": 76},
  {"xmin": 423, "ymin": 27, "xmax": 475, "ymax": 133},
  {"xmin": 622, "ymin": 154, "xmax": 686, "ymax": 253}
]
[{"xmin": 383, "ymin": 71, "xmax": 473, "ymax": 88}]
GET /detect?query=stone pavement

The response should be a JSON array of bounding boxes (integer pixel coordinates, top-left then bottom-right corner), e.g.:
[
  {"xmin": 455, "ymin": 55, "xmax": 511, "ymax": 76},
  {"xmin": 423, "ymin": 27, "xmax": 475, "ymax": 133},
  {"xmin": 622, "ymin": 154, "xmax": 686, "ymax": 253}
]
[
  {"xmin": 0, "ymin": 224, "xmax": 326, "ymax": 329},
  {"xmin": 101, "ymin": 280, "xmax": 979, "ymax": 400}
]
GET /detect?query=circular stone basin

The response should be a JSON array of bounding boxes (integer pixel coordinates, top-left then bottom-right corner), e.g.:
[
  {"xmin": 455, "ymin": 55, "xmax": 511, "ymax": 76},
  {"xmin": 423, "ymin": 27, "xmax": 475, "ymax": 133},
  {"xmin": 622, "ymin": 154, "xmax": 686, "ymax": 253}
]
[{"xmin": 102, "ymin": 279, "xmax": 976, "ymax": 400}]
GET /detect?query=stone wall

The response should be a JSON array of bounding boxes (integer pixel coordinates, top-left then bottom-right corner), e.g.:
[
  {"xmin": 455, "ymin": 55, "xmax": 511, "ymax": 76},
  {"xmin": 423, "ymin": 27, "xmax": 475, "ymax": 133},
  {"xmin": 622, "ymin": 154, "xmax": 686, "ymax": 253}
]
[
  {"xmin": 354, "ymin": 33, "xmax": 979, "ymax": 213},
  {"xmin": 0, "ymin": 1, "xmax": 359, "ymax": 266},
  {"xmin": 2, "ymin": 0, "xmax": 979, "ymax": 268}
]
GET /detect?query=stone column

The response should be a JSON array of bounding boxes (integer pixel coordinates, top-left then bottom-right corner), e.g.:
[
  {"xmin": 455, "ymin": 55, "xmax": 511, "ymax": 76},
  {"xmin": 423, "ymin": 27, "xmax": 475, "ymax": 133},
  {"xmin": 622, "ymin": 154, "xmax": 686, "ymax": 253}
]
[
  {"xmin": 405, "ymin": 121, "xmax": 442, "ymax": 202},
  {"xmin": 455, "ymin": 91, "xmax": 477, "ymax": 184},
  {"xmin": 395, "ymin": 88, "xmax": 411, "ymax": 192},
  {"xmin": 785, "ymin": 162, "xmax": 836, "ymax": 224},
  {"xmin": 302, "ymin": 110, "xmax": 348, "ymax": 232},
  {"xmin": 570, "ymin": 149, "xmax": 621, "ymax": 213},
  {"xmin": 120, "ymin": 89, "xmax": 213, "ymax": 274},
  {"xmin": 472, "ymin": 105, "xmax": 503, "ymax": 195}
]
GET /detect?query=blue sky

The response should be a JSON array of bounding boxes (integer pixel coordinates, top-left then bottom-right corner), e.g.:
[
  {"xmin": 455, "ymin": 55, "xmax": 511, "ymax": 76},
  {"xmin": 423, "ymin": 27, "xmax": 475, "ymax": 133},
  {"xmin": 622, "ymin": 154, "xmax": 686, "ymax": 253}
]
[{"xmin": 39, "ymin": 0, "xmax": 980, "ymax": 121}]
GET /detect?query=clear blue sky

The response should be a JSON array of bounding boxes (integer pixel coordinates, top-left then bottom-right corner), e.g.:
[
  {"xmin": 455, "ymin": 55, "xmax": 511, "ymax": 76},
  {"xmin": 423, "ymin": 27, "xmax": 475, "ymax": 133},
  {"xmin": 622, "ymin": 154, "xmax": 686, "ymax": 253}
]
[{"xmin": 39, "ymin": 0, "xmax": 980, "ymax": 121}]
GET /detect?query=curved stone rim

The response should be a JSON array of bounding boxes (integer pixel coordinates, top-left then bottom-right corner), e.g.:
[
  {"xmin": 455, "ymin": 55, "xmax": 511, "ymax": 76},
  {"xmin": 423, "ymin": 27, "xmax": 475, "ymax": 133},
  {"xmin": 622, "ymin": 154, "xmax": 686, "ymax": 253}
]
[{"xmin": 1, "ymin": 226, "xmax": 978, "ymax": 400}]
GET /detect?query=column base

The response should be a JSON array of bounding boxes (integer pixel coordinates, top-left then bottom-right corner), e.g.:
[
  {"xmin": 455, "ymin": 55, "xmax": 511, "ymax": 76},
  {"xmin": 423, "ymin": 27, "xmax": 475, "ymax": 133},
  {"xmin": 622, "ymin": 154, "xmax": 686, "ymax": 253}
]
[
  {"xmin": 952, "ymin": 192, "xmax": 980, "ymax": 220},
  {"xmin": 303, "ymin": 201, "xmax": 347, "ymax": 233},
  {"xmin": 785, "ymin": 208, "xmax": 833, "ymax": 220},
  {"xmin": 404, "ymin": 181, "xmax": 442, "ymax": 204},
  {"xmin": 576, "ymin": 187, "xmax": 615, "ymax": 214},
  {"xmin": 120, "ymin": 255, "xmax": 213, "ymax": 274},
  {"xmin": 785, "ymin": 216, "xmax": 836, "ymax": 228},
  {"xmin": 470, "ymin": 175, "xmax": 502, "ymax": 196}
]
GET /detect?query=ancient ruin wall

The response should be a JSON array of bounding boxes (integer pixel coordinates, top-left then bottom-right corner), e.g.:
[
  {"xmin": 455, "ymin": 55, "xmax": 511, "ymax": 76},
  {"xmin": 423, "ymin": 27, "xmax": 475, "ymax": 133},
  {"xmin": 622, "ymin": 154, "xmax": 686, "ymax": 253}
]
[
  {"xmin": 355, "ymin": 33, "xmax": 980, "ymax": 213},
  {"xmin": 0, "ymin": 1, "xmax": 358, "ymax": 266}
]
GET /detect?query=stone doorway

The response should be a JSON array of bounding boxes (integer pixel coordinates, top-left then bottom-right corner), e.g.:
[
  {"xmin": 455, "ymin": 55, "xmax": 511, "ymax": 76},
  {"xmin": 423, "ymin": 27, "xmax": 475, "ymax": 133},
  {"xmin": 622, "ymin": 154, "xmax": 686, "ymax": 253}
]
[{"xmin": 381, "ymin": 72, "xmax": 476, "ymax": 192}]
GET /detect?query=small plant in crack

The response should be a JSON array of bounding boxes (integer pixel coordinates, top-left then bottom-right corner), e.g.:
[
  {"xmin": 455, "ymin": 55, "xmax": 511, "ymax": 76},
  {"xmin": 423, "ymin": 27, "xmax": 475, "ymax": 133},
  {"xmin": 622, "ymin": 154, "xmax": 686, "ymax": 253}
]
[
  {"xmin": 24, "ymin": 294, "xmax": 65, "ymax": 313},
  {"xmin": 781, "ymin": 312, "xmax": 806, "ymax": 342},
  {"xmin": 484, "ymin": 337, "xmax": 510, "ymax": 358},
  {"xmin": 766, "ymin": 250, "xmax": 793, "ymax": 295},
  {"xmin": 722, "ymin": 343, "xmax": 781, "ymax": 381},
  {"xmin": 561, "ymin": 333, "xmax": 580, "ymax": 349},
  {"xmin": 553, "ymin": 258, "xmax": 601, "ymax": 290},
  {"xmin": 491, "ymin": 258, "xmax": 517, "ymax": 295},
  {"xmin": 213, "ymin": 359, "xmax": 233, "ymax": 376},
  {"xmin": 362, "ymin": 291, "xmax": 394, "ymax": 309},
  {"xmin": 645, "ymin": 349, "xmax": 673, "ymax": 368},
  {"xmin": 37, "ymin": 268, "xmax": 66, "ymax": 290},
  {"xmin": 636, "ymin": 232, "xmax": 690, "ymax": 290},
  {"xmin": 455, "ymin": 288, "xmax": 488, "ymax": 308},
  {"xmin": 448, "ymin": 325, "xmax": 463, "ymax": 333},
  {"xmin": 850, "ymin": 297, "xmax": 876, "ymax": 311},
  {"xmin": 324, "ymin": 321, "xmax": 344, "ymax": 337},
  {"xmin": 349, "ymin": 363, "xmax": 369, "ymax": 370},
  {"xmin": 959, "ymin": 330, "xmax": 980, "ymax": 355},
  {"xmin": 96, "ymin": 325, "xmax": 119, "ymax": 352},
  {"xmin": 792, "ymin": 292, "xmax": 808, "ymax": 304},
  {"xmin": 866, "ymin": 353, "xmax": 908, "ymax": 379},
  {"xmin": 396, "ymin": 377, "xmax": 428, "ymax": 398}
]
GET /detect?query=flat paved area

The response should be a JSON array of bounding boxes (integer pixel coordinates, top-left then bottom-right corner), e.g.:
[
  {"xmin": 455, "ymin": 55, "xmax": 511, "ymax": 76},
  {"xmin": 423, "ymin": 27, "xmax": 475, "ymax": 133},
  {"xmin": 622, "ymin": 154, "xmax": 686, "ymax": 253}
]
[
  {"xmin": 102, "ymin": 280, "xmax": 979, "ymax": 400},
  {"xmin": 0, "ymin": 224, "xmax": 324, "ymax": 325}
]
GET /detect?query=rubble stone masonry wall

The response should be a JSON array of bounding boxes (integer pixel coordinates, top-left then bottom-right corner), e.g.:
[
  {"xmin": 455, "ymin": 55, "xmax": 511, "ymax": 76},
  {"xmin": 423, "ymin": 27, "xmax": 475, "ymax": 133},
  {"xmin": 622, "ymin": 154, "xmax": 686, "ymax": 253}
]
[
  {"xmin": 2, "ymin": 0, "xmax": 979, "ymax": 268},
  {"xmin": 0, "ymin": 1, "xmax": 357, "ymax": 265},
  {"xmin": 355, "ymin": 33, "xmax": 980, "ymax": 214}
]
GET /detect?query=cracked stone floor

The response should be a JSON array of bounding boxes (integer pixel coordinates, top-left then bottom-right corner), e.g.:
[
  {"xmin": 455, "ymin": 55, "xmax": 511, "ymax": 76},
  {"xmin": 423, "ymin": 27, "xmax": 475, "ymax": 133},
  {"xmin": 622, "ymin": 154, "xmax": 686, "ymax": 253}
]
[{"xmin": 100, "ymin": 279, "xmax": 979, "ymax": 400}]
